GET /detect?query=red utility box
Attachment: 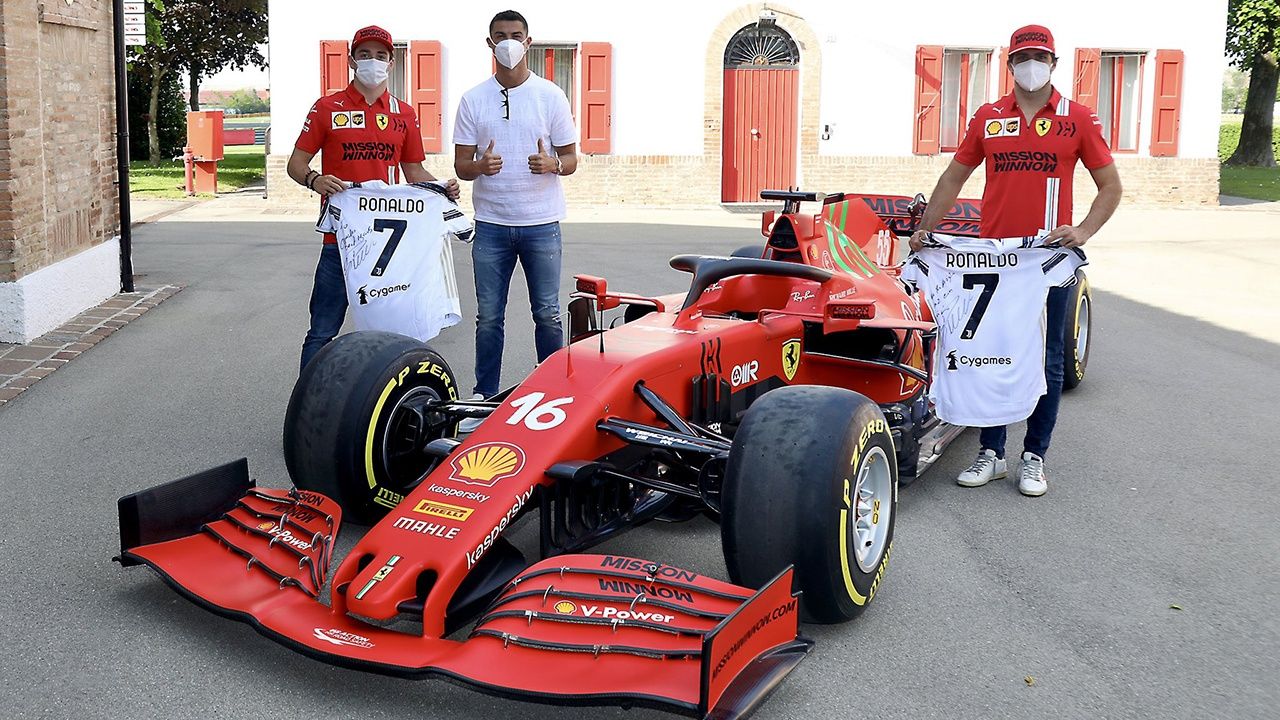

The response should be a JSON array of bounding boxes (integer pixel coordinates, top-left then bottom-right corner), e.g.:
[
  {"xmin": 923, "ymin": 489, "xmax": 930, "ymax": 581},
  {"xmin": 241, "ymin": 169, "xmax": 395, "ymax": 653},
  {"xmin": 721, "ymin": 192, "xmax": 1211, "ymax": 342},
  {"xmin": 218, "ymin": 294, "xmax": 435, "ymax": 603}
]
[{"xmin": 186, "ymin": 111, "xmax": 224, "ymax": 194}]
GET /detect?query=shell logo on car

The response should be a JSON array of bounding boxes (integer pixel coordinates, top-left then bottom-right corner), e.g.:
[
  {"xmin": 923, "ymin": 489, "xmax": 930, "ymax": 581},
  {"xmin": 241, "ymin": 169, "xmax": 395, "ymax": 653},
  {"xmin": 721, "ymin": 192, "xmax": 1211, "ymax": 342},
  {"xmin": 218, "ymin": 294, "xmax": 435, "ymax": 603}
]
[
  {"xmin": 553, "ymin": 600, "xmax": 577, "ymax": 615},
  {"xmin": 449, "ymin": 442, "xmax": 526, "ymax": 487}
]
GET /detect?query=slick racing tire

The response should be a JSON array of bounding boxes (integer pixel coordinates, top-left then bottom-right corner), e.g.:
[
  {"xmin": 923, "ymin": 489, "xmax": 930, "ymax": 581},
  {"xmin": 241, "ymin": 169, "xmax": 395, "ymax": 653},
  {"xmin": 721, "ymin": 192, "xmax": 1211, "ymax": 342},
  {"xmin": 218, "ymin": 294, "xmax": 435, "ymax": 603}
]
[
  {"xmin": 283, "ymin": 331, "xmax": 460, "ymax": 525},
  {"xmin": 722, "ymin": 386, "xmax": 897, "ymax": 623},
  {"xmin": 1062, "ymin": 270, "xmax": 1092, "ymax": 391}
]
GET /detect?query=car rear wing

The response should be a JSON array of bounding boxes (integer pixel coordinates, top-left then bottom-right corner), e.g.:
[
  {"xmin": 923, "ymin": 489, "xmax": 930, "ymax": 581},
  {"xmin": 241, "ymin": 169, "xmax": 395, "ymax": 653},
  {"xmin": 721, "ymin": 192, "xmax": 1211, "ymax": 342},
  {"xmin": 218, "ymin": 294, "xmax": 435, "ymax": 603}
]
[{"xmin": 840, "ymin": 193, "xmax": 984, "ymax": 238}]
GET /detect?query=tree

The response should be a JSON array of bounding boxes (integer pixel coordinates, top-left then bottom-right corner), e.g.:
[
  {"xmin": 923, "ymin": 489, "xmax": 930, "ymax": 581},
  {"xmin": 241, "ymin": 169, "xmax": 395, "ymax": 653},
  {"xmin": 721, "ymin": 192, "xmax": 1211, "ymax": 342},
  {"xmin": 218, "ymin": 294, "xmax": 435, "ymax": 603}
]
[
  {"xmin": 224, "ymin": 88, "xmax": 270, "ymax": 115},
  {"xmin": 127, "ymin": 65, "xmax": 185, "ymax": 161},
  {"xmin": 1222, "ymin": 68, "xmax": 1249, "ymax": 111},
  {"xmin": 127, "ymin": 1, "xmax": 266, "ymax": 163},
  {"xmin": 173, "ymin": 1, "xmax": 268, "ymax": 111},
  {"xmin": 1225, "ymin": 0, "xmax": 1280, "ymax": 167}
]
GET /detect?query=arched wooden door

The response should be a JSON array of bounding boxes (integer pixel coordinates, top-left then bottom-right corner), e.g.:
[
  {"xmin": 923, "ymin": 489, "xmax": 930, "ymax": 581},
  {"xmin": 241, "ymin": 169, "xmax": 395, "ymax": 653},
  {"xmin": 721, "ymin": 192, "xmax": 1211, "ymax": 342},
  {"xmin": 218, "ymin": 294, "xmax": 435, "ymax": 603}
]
[{"xmin": 721, "ymin": 24, "xmax": 800, "ymax": 203}]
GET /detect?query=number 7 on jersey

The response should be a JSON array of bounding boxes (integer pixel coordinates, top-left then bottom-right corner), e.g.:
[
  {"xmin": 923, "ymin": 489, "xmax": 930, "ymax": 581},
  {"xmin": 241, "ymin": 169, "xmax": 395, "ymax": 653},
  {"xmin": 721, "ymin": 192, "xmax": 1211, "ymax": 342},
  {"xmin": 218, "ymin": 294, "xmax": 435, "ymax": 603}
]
[
  {"xmin": 370, "ymin": 218, "xmax": 408, "ymax": 277},
  {"xmin": 960, "ymin": 273, "xmax": 999, "ymax": 340}
]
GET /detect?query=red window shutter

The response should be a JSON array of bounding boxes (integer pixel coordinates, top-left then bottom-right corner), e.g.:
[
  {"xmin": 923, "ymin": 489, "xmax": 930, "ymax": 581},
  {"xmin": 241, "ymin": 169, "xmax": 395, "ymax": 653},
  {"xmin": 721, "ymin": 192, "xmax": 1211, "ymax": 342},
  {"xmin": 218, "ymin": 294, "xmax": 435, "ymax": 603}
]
[
  {"xmin": 1150, "ymin": 49, "xmax": 1184, "ymax": 157},
  {"xmin": 543, "ymin": 48, "xmax": 556, "ymax": 83},
  {"xmin": 579, "ymin": 42, "xmax": 612, "ymax": 154},
  {"xmin": 410, "ymin": 40, "xmax": 443, "ymax": 153},
  {"xmin": 913, "ymin": 45, "xmax": 943, "ymax": 155},
  {"xmin": 998, "ymin": 47, "xmax": 1014, "ymax": 96},
  {"xmin": 1073, "ymin": 48, "xmax": 1101, "ymax": 111},
  {"xmin": 319, "ymin": 40, "xmax": 349, "ymax": 96}
]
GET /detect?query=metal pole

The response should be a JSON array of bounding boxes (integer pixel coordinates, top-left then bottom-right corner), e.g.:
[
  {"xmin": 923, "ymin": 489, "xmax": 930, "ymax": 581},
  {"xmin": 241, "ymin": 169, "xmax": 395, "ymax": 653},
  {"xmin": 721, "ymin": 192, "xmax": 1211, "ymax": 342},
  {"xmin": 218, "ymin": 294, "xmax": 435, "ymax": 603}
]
[{"xmin": 112, "ymin": 0, "xmax": 135, "ymax": 292}]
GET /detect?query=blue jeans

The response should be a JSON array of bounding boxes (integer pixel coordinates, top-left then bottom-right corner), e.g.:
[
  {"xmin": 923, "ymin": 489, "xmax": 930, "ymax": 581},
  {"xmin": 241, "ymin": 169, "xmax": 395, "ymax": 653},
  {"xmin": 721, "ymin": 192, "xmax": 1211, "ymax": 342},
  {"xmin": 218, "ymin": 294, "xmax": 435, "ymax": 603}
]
[
  {"xmin": 300, "ymin": 244, "xmax": 347, "ymax": 373},
  {"xmin": 979, "ymin": 284, "xmax": 1070, "ymax": 460},
  {"xmin": 471, "ymin": 221, "xmax": 564, "ymax": 396}
]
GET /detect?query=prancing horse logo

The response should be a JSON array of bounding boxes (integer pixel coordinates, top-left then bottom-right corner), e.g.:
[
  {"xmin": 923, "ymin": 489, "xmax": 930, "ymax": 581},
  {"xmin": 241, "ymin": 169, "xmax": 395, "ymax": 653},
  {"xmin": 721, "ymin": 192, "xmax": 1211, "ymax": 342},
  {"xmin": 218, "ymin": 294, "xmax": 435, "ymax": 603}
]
[{"xmin": 782, "ymin": 338, "xmax": 801, "ymax": 381}]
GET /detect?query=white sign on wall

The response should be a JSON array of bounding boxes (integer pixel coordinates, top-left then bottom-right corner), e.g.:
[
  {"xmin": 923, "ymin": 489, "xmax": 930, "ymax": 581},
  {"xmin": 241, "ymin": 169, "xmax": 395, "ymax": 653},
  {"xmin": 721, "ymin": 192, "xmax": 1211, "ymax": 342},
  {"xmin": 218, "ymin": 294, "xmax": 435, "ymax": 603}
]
[{"xmin": 124, "ymin": 2, "xmax": 146, "ymax": 46}]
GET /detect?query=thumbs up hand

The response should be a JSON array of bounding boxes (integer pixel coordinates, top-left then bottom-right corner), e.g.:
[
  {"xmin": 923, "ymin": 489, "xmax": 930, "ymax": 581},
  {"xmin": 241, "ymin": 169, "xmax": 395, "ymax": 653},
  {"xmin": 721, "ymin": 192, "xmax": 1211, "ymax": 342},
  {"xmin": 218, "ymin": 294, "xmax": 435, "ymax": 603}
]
[
  {"xmin": 528, "ymin": 138, "xmax": 559, "ymax": 175},
  {"xmin": 478, "ymin": 140, "xmax": 503, "ymax": 176}
]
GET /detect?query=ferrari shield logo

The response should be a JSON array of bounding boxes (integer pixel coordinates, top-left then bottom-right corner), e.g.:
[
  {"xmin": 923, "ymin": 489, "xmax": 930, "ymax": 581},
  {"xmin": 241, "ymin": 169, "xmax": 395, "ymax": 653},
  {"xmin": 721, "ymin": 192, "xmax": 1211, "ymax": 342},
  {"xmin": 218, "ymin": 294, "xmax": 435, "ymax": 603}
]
[
  {"xmin": 1035, "ymin": 118, "xmax": 1052, "ymax": 137},
  {"xmin": 376, "ymin": 113, "xmax": 389, "ymax": 130},
  {"xmin": 782, "ymin": 339, "xmax": 801, "ymax": 381}
]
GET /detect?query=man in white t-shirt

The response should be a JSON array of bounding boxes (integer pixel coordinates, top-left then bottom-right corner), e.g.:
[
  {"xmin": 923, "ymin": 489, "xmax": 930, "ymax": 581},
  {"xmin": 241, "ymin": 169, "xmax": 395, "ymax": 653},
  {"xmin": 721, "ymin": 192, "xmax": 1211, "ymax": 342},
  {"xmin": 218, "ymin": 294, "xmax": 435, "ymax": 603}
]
[{"xmin": 453, "ymin": 9, "xmax": 578, "ymax": 430}]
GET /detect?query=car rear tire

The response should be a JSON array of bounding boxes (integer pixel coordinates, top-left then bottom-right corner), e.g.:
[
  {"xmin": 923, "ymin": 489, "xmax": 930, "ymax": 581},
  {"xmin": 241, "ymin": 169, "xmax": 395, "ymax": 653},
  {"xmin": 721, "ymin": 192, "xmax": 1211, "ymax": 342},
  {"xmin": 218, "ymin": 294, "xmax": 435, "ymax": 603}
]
[
  {"xmin": 283, "ymin": 331, "xmax": 460, "ymax": 525},
  {"xmin": 1062, "ymin": 270, "xmax": 1091, "ymax": 391},
  {"xmin": 722, "ymin": 386, "xmax": 896, "ymax": 623}
]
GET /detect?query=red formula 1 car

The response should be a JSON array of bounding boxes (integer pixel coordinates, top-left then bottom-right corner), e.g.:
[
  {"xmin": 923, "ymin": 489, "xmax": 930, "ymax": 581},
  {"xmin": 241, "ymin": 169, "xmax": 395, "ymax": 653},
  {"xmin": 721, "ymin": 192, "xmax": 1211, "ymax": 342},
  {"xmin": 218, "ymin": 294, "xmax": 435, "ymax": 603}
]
[{"xmin": 116, "ymin": 190, "xmax": 1092, "ymax": 718}]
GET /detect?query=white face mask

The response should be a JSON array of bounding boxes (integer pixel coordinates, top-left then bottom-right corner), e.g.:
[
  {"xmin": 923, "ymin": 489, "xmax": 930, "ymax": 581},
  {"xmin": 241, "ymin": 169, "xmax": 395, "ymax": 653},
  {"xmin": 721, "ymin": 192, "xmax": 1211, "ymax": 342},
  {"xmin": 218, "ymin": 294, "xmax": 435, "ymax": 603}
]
[
  {"xmin": 354, "ymin": 58, "xmax": 389, "ymax": 86},
  {"xmin": 494, "ymin": 39, "xmax": 527, "ymax": 69},
  {"xmin": 1012, "ymin": 59, "xmax": 1052, "ymax": 92}
]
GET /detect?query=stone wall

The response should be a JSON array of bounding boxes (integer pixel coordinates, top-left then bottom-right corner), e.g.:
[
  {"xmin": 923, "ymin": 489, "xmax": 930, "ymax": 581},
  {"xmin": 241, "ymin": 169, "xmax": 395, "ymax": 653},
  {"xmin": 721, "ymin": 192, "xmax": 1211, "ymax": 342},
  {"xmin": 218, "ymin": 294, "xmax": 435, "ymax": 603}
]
[
  {"xmin": 0, "ymin": 0, "xmax": 122, "ymax": 342},
  {"xmin": 267, "ymin": 152, "xmax": 1220, "ymax": 212}
]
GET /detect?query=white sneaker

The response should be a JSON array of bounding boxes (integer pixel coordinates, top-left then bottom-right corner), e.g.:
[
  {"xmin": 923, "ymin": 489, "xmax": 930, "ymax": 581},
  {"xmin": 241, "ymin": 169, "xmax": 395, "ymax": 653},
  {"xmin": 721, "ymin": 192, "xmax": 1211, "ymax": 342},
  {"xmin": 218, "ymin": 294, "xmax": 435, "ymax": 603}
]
[
  {"xmin": 1017, "ymin": 452, "xmax": 1048, "ymax": 496},
  {"xmin": 956, "ymin": 449, "xmax": 1008, "ymax": 487},
  {"xmin": 457, "ymin": 393, "xmax": 486, "ymax": 434}
]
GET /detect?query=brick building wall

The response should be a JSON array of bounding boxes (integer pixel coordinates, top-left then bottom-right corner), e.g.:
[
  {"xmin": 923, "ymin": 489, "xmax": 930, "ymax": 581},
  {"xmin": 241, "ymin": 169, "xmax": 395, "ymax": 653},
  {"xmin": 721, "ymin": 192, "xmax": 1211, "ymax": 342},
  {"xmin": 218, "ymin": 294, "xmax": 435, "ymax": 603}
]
[
  {"xmin": 266, "ymin": 152, "xmax": 1218, "ymax": 213},
  {"xmin": 0, "ymin": 0, "xmax": 122, "ymax": 342}
]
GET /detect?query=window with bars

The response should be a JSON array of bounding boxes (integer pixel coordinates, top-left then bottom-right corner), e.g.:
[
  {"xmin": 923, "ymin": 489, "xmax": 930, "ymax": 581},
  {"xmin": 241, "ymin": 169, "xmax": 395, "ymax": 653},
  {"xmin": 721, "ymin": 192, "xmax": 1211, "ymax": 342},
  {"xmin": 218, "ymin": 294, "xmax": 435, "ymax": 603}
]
[
  {"xmin": 389, "ymin": 43, "xmax": 409, "ymax": 101},
  {"xmin": 528, "ymin": 45, "xmax": 576, "ymax": 112},
  {"xmin": 1096, "ymin": 52, "xmax": 1145, "ymax": 152},
  {"xmin": 940, "ymin": 49, "xmax": 992, "ymax": 151},
  {"xmin": 723, "ymin": 24, "xmax": 800, "ymax": 68}
]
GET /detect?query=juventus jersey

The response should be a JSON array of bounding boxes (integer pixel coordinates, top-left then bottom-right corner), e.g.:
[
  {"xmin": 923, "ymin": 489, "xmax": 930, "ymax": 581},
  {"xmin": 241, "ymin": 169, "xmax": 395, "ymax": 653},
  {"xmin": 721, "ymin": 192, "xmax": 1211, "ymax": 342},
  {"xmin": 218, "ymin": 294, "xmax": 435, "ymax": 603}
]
[
  {"xmin": 900, "ymin": 232, "xmax": 1086, "ymax": 426},
  {"xmin": 316, "ymin": 181, "xmax": 474, "ymax": 342}
]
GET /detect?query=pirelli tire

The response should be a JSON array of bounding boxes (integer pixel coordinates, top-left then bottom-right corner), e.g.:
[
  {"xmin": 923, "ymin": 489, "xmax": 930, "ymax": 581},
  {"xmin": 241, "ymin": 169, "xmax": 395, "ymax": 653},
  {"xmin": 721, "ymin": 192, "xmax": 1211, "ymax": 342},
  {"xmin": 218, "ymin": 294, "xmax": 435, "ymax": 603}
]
[
  {"xmin": 283, "ymin": 331, "xmax": 460, "ymax": 525},
  {"xmin": 1062, "ymin": 269, "xmax": 1092, "ymax": 391},
  {"xmin": 721, "ymin": 386, "xmax": 896, "ymax": 624}
]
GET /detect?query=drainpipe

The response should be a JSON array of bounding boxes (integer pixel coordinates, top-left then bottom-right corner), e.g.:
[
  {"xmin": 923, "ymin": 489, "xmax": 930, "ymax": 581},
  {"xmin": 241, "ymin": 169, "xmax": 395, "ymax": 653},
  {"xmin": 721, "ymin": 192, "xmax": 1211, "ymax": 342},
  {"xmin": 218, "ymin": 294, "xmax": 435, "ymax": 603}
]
[{"xmin": 112, "ymin": 0, "xmax": 135, "ymax": 292}]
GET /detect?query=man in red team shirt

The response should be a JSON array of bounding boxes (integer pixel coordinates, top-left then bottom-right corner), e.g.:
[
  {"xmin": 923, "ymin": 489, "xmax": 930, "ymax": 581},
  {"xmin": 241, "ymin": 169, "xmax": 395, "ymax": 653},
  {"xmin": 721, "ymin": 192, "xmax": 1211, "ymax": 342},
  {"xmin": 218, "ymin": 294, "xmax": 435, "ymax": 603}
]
[
  {"xmin": 287, "ymin": 25, "xmax": 460, "ymax": 371},
  {"xmin": 909, "ymin": 24, "xmax": 1122, "ymax": 497}
]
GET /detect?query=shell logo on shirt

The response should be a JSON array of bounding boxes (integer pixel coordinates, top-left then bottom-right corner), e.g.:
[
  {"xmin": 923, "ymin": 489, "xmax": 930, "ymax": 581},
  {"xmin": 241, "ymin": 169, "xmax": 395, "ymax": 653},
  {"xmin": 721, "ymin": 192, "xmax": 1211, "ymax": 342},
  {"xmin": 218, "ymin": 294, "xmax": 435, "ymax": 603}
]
[
  {"xmin": 332, "ymin": 110, "xmax": 365, "ymax": 129},
  {"xmin": 984, "ymin": 118, "xmax": 1021, "ymax": 138}
]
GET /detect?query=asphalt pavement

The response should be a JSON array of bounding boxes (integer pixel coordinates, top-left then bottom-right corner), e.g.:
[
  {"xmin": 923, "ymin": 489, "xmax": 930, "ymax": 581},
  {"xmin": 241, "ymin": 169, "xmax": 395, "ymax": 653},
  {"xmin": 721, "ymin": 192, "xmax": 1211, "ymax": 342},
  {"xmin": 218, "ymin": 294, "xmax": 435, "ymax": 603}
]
[{"xmin": 1, "ymin": 198, "xmax": 1277, "ymax": 719}]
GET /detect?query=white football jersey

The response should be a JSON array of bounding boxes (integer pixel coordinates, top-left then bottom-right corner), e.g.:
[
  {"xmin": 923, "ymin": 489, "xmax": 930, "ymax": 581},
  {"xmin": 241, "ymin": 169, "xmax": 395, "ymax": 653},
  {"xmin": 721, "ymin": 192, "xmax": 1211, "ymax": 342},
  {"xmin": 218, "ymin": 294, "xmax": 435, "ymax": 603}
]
[
  {"xmin": 900, "ymin": 233, "xmax": 1086, "ymax": 426},
  {"xmin": 317, "ymin": 181, "xmax": 473, "ymax": 342}
]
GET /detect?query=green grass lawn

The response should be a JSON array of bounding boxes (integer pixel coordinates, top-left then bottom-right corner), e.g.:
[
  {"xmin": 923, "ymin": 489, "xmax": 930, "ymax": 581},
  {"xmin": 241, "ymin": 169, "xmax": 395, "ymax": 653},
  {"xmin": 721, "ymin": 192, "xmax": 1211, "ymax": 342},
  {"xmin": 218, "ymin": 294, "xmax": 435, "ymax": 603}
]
[
  {"xmin": 1219, "ymin": 113, "xmax": 1280, "ymax": 202},
  {"xmin": 129, "ymin": 143, "xmax": 265, "ymax": 199}
]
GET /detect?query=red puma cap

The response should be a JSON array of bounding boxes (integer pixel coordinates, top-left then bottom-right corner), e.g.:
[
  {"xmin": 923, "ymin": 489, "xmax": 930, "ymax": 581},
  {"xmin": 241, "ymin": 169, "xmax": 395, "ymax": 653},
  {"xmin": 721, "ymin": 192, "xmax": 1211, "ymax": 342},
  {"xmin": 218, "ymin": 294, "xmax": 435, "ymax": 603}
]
[
  {"xmin": 1009, "ymin": 25, "xmax": 1055, "ymax": 56},
  {"xmin": 351, "ymin": 25, "xmax": 394, "ymax": 53}
]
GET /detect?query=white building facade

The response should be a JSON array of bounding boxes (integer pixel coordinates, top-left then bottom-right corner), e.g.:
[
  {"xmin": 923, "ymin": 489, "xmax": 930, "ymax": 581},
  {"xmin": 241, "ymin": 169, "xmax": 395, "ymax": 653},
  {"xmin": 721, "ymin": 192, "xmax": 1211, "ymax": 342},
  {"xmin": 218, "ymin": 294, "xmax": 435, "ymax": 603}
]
[{"xmin": 266, "ymin": 0, "xmax": 1227, "ymax": 210}]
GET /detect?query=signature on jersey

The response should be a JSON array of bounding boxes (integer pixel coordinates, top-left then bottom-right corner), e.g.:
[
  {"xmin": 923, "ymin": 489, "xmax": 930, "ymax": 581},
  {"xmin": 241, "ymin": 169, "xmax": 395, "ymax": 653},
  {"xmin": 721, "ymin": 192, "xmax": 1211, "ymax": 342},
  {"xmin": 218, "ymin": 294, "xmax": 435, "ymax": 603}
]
[
  {"xmin": 930, "ymin": 274, "xmax": 969, "ymax": 337},
  {"xmin": 340, "ymin": 226, "xmax": 375, "ymax": 272}
]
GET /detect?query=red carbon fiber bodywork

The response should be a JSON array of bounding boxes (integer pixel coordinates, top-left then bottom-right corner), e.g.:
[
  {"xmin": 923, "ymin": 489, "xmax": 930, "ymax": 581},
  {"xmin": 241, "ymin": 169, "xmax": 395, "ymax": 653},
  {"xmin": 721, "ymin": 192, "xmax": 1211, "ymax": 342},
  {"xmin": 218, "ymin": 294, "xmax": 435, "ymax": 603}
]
[{"xmin": 121, "ymin": 195, "xmax": 943, "ymax": 717}]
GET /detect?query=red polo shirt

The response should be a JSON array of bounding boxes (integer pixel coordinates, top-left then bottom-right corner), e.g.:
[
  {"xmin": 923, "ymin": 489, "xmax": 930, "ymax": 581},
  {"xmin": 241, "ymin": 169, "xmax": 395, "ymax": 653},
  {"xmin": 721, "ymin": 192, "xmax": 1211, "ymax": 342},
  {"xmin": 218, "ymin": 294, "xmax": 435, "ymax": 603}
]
[
  {"xmin": 954, "ymin": 88, "xmax": 1113, "ymax": 238},
  {"xmin": 295, "ymin": 83, "xmax": 426, "ymax": 243}
]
